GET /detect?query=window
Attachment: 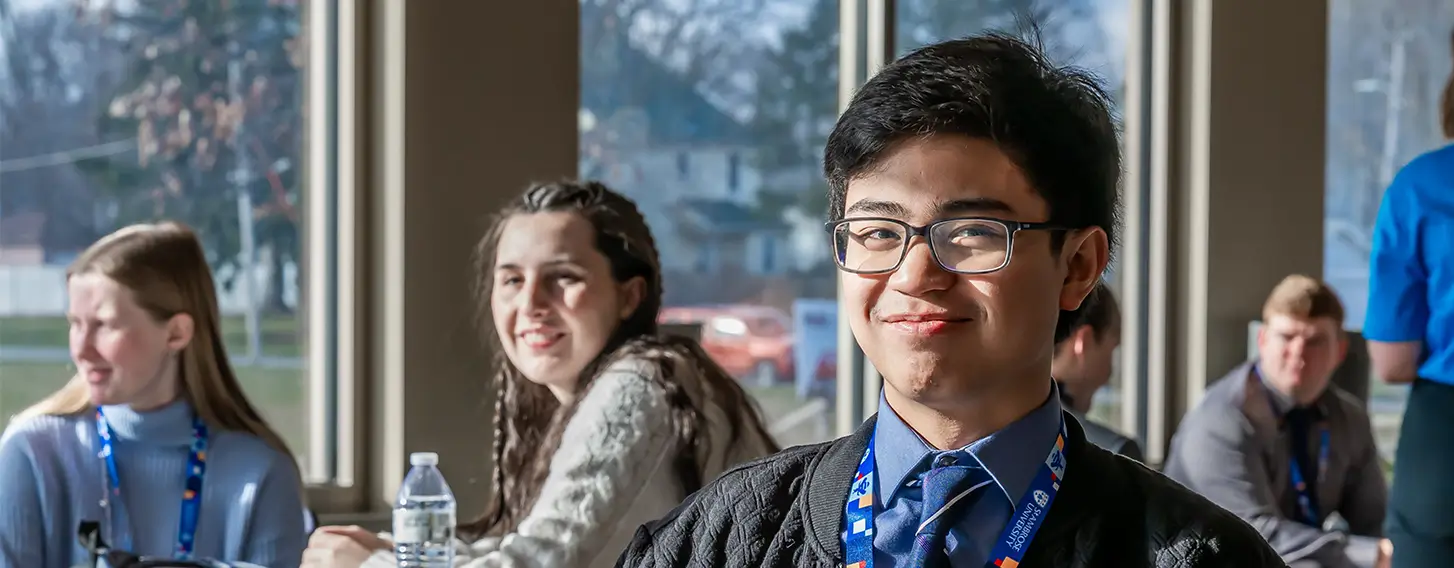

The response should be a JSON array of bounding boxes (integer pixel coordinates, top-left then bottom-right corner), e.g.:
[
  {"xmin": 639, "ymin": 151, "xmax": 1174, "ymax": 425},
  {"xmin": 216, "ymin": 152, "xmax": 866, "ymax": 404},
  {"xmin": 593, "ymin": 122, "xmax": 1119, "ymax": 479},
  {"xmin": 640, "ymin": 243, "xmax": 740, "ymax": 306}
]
[
  {"xmin": 728, "ymin": 152, "xmax": 741, "ymax": 192},
  {"xmin": 0, "ymin": 0, "xmax": 344, "ymax": 487},
  {"xmin": 896, "ymin": 0, "xmax": 1133, "ymax": 430},
  {"xmin": 1325, "ymin": 0, "xmax": 1454, "ymax": 466},
  {"xmin": 581, "ymin": 0, "xmax": 840, "ymax": 446},
  {"xmin": 759, "ymin": 233, "xmax": 777, "ymax": 274},
  {"xmin": 694, "ymin": 241, "xmax": 717, "ymax": 273}
]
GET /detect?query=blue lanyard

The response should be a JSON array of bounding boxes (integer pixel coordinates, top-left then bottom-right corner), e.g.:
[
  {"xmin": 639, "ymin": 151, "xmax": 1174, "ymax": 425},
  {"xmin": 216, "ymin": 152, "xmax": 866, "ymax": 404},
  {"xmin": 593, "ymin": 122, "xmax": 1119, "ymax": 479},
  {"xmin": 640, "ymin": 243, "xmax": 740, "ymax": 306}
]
[
  {"xmin": 1262, "ymin": 396, "xmax": 1329, "ymax": 526},
  {"xmin": 96, "ymin": 408, "xmax": 210, "ymax": 559},
  {"xmin": 1253, "ymin": 371, "xmax": 1330, "ymax": 526},
  {"xmin": 1286, "ymin": 426, "xmax": 1331, "ymax": 526},
  {"xmin": 845, "ymin": 417, "xmax": 1068, "ymax": 568}
]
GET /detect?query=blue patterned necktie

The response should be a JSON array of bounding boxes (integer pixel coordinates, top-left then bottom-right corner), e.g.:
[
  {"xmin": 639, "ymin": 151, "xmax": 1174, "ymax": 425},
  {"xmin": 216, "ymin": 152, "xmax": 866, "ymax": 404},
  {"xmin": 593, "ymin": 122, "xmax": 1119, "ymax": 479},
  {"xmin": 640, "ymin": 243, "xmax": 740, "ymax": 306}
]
[{"xmin": 908, "ymin": 463, "xmax": 995, "ymax": 568}]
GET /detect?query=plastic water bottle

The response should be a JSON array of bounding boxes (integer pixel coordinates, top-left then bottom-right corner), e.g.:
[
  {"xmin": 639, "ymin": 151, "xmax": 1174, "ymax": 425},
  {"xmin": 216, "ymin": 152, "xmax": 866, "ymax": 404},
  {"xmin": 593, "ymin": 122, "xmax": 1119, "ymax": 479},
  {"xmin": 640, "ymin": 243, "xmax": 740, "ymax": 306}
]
[{"xmin": 394, "ymin": 452, "xmax": 457, "ymax": 567}]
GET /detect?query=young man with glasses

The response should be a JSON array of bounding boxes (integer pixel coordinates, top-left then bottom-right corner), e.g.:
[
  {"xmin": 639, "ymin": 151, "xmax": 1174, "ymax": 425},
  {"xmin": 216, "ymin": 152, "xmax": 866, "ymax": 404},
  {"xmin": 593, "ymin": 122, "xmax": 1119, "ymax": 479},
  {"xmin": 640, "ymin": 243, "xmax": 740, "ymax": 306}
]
[{"xmin": 617, "ymin": 32, "xmax": 1281, "ymax": 568}]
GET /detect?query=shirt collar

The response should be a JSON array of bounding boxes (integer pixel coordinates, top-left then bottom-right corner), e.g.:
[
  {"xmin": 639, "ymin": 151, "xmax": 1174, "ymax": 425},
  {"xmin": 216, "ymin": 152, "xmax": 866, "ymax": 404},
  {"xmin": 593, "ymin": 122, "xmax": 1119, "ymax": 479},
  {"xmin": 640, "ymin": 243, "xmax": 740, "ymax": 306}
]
[
  {"xmin": 873, "ymin": 381, "xmax": 1064, "ymax": 506},
  {"xmin": 1252, "ymin": 363, "xmax": 1326, "ymax": 418},
  {"xmin": 96, "ymin": 399, "xmax": 196, "ymax": 447}
]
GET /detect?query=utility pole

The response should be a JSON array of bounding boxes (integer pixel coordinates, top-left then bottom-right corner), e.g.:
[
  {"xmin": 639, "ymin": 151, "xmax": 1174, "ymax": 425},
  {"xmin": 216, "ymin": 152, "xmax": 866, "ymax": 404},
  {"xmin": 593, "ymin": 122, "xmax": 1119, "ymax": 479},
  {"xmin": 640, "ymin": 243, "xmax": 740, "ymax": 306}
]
[
  {"xmin": 1374, "ymin": 35, "xmax": 1407, "ymax": 233},
  {"xmin": 229, "ymin": 38, "xmax": 262, "ymax": 365}
]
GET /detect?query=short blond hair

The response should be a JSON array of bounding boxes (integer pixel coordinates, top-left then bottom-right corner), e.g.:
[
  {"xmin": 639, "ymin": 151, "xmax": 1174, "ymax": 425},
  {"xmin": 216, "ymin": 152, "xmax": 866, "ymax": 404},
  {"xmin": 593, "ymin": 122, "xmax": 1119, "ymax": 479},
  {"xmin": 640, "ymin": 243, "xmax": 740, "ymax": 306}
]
[{"xmin": 1262, "ymin": 274, "xmax": 1345, "ymax": 325}]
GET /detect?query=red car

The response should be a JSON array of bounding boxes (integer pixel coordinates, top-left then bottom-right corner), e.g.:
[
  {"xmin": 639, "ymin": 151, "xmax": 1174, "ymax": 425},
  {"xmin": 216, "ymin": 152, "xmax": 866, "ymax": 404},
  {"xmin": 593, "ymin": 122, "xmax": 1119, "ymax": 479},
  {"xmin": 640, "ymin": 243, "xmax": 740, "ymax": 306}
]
[{"xmin": 659, "ymin": 305, "xmax": 795, "ymax": 386}]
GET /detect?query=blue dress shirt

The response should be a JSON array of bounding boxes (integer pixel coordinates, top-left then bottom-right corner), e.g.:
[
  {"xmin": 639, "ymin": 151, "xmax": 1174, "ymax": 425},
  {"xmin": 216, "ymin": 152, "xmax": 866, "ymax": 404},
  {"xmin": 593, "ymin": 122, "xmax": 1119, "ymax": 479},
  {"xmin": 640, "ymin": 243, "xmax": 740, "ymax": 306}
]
[{"xmin": 843, "ymin": 384, "xmax": 1064, "ymax": 567}]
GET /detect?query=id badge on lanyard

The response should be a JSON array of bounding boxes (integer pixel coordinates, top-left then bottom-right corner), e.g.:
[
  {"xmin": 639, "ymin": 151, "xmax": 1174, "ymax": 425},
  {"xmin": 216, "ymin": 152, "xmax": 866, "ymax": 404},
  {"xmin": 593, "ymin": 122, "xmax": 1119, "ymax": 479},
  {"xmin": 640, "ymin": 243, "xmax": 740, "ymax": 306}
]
[
  {"xmin": 843, "ymin": 417, "xmax": 1069, "ymax": 568},
  {"xmin": 96, "ymin": 408, "xmax": 210, "ymax": 559}
]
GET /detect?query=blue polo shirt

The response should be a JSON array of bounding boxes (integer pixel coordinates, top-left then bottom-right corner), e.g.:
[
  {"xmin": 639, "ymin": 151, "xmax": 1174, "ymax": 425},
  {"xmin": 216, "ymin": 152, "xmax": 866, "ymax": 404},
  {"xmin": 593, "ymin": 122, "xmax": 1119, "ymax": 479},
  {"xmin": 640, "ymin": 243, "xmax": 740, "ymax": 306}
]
[{"xmin": 1364, "ymin": 144, "xmax": 1454, "ymax": 384}]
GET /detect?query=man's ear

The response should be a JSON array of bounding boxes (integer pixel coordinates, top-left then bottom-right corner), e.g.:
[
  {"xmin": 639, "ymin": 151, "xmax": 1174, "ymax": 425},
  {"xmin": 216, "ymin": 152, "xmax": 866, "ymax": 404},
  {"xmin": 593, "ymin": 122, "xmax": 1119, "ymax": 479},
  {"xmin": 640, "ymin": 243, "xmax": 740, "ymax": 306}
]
[
  {"xmin": 1059, "ymin": 228, "xmax": 1111, "ymax": 312},
  {"xmin": 1335, "ymin": 333, "xmax": 1349, "ymax": 366},
  {"xmin": 1070, "ymin": 325, "xmax": 1095, "ymax": 357}
]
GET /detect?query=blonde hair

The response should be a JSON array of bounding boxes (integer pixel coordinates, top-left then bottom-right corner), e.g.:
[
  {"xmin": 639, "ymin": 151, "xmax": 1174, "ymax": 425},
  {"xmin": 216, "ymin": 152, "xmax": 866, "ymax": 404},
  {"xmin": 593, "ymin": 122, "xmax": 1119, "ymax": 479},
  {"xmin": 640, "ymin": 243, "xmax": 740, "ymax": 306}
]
[
  {"xmin": 1262, "ymin": 274, "xmax": 1346, "ymax": 325},
  {"xmin": 17, "ymin": 222, "xmax": 298, "ymax": 473}
]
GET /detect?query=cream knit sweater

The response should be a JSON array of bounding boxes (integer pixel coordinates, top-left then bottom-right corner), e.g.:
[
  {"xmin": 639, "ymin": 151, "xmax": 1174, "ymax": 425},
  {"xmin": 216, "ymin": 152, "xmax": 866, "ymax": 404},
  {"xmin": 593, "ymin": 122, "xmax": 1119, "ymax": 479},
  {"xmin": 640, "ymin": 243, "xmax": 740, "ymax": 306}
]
[{"xmin": 364, "ymin": 355, "xmax": 777, "ymax": 568}]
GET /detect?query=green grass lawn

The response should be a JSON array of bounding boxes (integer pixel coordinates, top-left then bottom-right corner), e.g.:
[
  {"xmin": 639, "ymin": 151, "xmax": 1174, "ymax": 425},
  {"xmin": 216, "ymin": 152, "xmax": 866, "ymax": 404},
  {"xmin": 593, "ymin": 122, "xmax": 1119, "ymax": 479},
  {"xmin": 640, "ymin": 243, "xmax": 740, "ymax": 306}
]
[
  {"xmin": 0, "ymin": 361, "xmax": 310, "ymax": 458},
  {"xmin": 0, "ymin": 314, "xmax": 304, "ymax": 358},
  {"xmin": 0, "ymin": 315, "xmax": 310, "ymax": 457}
]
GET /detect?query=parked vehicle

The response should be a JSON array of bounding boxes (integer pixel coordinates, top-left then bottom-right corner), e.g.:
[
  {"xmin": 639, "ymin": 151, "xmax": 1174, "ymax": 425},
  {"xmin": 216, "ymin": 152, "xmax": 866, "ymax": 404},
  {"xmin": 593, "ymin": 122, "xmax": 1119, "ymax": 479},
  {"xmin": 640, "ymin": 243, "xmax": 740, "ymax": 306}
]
[{"xmin": 659, "ymin": 305, "xmax": 795, "ymax": 386}]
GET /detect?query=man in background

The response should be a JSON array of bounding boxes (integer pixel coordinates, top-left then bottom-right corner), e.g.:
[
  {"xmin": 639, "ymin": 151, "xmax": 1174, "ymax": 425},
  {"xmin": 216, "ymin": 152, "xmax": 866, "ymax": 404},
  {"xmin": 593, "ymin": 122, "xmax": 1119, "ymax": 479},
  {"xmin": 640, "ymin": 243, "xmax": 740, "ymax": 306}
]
[
  {"xmin": 1052, "ymin": 282, "xmax": 1142, "ymax": 460},
  {"xmin": 1165, "ymin": 274, "xmax": 1389, "ymax": 568}
]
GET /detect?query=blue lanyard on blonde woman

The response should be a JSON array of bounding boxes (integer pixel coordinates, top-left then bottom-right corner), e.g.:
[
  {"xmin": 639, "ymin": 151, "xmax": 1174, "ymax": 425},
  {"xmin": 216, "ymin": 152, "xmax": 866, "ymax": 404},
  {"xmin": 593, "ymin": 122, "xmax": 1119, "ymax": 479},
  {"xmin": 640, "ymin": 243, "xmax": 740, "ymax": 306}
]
[
  {"xmin": 843, "ymin": 416, "xmax": 1069, "ymax": 568},
  {"xmin": 96, "ymin": 408, "xmax": 210, "ymax": 558}
]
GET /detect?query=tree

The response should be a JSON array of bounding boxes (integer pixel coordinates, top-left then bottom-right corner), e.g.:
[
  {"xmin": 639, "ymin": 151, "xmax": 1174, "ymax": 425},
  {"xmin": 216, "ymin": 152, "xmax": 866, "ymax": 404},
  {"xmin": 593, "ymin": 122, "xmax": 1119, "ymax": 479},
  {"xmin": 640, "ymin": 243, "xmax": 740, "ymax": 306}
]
[
  {"xmin": 580, "ymin": 0, "xmax": 770, "ymax": 176},
  {"xmin": 743, "ymin": 0, "xmax": 1119, "ymax": 260},
  {"xmin": 747, "ymin": 0, "xmax": 839, "ymax": 223},
  {"xmin": 582, "ymin": 0, "xmax": 767, "ymax": 110},
  {"xmin": 1326, "ymin": 0, "xmax": 1454, "ymax": 256},
  {"xmin": 76, "ymin": 0, "xmax": 304, "ymax": 313},
  {"xmin": 898, "ymin": 0, "xmax": 1041, "ymax": 50},
  {"xmin": 0, "ymin": 1, "xmax": 125, "ymax": 254}
]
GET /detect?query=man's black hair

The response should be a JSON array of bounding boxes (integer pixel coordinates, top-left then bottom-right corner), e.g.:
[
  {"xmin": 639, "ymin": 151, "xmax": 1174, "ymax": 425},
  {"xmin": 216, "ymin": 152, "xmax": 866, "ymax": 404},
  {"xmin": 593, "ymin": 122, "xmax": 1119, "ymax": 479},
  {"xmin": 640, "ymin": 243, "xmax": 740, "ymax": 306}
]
[
  {"xmin": 1054, "ymin": 281, "xmax": 1121, "ymax": 349},
  {"xmin": 823, "ymin": 29, "xmax": 1121, "ymax": 342}
]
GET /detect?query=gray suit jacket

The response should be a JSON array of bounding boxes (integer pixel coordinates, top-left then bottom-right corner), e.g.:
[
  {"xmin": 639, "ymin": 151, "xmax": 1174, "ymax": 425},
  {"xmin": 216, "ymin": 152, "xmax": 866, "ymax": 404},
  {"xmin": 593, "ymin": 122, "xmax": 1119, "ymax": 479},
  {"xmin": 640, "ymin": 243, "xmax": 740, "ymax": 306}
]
[
  {"xmin": 1164, "ymin": 361, "xmax": 1387, "ymax": 568},
  {"xmin": 1074, "ymin": 412, "xmax": 1143, "ymax": 462},
  {"xmin": 1056, "ymin": 383, "xmax": 1143, "ymax": 461}
]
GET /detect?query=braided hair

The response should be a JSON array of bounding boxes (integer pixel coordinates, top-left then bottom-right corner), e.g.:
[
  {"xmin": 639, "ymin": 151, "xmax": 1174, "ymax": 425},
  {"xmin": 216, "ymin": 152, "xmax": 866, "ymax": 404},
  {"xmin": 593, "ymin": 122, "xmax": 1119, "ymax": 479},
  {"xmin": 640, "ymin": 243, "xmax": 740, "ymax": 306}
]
[{"xmin": 459, "ymin": 180, "xmax": 778, "ymax": 538}]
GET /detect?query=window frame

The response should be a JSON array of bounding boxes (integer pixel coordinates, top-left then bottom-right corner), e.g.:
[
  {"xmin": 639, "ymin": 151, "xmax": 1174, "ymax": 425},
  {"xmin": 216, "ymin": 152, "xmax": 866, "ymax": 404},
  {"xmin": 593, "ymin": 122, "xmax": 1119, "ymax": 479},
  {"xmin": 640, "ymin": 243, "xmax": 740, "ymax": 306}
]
[{"xmin": 303, "ymin": 0, "xmax": 369, "ymax": 514}]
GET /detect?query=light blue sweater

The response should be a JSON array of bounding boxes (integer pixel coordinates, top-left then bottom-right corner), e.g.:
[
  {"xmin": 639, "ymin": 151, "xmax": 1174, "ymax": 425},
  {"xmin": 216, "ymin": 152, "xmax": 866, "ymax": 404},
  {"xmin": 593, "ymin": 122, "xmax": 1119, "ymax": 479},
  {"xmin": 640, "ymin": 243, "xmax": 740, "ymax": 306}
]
[{"xmin": 0, "ymin": 400, "xmax": 307, "ymax": 568}]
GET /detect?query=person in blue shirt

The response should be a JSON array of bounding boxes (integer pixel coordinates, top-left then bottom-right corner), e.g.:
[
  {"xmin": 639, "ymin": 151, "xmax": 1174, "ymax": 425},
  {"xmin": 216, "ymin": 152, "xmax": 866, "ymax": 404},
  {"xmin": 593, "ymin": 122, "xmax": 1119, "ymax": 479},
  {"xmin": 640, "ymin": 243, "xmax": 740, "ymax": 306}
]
[
  {"xmin": 0, "ymin": 222, "xmax": 307, "ymax": 568},
  {"xmin": 617, "ymin": 30, "xmax": 1281, "ymax": 568},
  {"xmin": 1363, "ymin": 41, "xmax": 1454, "ymax": 568}
]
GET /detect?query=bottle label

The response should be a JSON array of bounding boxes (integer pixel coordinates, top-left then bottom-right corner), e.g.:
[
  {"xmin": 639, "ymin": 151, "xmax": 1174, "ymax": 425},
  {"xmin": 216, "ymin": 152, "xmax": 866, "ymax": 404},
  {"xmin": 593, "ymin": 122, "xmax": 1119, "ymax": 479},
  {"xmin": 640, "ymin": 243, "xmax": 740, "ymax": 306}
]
[{"xmin": 393, "ymin": 509, "xmax": 456, "ymax": 544}]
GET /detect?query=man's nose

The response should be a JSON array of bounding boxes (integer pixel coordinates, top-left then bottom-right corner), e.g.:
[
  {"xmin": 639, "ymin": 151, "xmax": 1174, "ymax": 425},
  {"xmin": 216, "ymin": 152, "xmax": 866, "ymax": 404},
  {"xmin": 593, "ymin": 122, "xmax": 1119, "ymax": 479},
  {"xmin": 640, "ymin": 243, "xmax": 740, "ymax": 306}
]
[{"xmin": 886, "ymin": 239, "xmax": 956, "ymax": 296}]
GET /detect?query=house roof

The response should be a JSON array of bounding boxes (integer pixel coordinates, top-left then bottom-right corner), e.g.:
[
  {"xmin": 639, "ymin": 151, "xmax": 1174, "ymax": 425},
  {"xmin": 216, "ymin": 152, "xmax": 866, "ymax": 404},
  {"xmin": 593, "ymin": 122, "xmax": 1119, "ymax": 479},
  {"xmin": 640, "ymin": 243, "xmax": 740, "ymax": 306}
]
[
  {"xmin": 581, "ymin": 6, "xmax": 754, "ymax": 148},
  {"xmin": 677, "ymin": 198, "xmax": 786, "ymax": 233}
]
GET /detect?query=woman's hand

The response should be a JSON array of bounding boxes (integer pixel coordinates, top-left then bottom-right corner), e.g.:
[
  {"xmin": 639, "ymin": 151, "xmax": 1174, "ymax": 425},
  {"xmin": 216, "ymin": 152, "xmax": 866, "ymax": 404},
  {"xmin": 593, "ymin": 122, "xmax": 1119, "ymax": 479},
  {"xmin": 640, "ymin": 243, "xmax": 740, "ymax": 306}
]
[{"xmin": 300, "ymin": 526, "xmax": 393, "ymax": 568}]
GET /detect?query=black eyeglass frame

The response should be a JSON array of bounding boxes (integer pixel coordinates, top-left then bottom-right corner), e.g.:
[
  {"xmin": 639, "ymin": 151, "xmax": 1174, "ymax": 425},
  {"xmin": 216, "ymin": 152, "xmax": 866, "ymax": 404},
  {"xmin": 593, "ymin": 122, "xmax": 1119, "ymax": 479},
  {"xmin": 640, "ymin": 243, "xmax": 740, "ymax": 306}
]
[{"xmin": 824, "ymin": 216, "xmax": 1067, "ymax": 275}]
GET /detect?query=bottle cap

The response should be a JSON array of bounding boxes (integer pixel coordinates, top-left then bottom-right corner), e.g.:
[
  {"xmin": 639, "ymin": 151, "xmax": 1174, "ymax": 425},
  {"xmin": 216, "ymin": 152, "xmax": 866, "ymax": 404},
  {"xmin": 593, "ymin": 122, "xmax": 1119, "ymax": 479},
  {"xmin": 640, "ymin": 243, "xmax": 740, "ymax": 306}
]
[{"xmin": 410, "ymin": 452, "xmax": 439, "ymax": 466}]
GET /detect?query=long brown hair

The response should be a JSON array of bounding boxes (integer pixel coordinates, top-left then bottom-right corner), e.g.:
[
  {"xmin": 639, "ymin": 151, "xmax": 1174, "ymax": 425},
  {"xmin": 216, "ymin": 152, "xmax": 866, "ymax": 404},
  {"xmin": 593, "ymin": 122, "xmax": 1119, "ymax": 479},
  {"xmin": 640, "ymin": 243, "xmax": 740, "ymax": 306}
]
[
  {"xmin": 1443, "ymin": 28, "xmax": 1454, "ymax": 139},
  {"xmin": 459, "ymin": 180, "xmax": 777, "ymax": 538},
  {"xmin": 17, "ymin": 222, "xmax": 299, "ymax": 473}
]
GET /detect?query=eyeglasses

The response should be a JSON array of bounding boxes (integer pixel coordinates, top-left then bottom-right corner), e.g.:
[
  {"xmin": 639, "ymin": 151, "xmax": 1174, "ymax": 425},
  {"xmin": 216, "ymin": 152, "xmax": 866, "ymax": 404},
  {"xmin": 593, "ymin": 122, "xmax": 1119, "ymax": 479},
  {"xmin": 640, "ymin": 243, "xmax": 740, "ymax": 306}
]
[{"xmin": 826, "ymin": 217, "xmax": 1065, "ymax": 275}]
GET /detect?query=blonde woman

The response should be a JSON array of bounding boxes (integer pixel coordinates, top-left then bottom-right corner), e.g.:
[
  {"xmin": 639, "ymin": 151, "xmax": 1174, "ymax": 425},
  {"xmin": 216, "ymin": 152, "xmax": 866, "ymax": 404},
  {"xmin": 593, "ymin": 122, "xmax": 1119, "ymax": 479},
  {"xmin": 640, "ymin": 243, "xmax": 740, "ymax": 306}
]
[{"xmin": 0, "ymin": 222, "xmax": 308, "ymax": 568}]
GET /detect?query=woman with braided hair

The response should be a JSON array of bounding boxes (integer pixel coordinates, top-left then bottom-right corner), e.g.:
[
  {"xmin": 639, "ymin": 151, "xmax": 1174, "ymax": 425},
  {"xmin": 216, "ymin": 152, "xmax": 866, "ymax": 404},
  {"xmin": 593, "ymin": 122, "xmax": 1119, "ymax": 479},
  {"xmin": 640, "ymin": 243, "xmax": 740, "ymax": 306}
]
[{"xmin": 303, "ymin": 180, "xmax": 779, "ymax": 568}]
